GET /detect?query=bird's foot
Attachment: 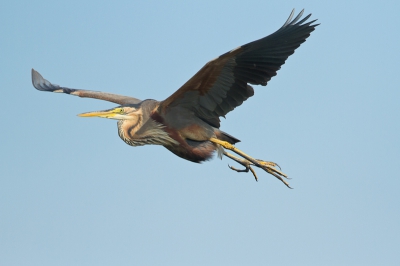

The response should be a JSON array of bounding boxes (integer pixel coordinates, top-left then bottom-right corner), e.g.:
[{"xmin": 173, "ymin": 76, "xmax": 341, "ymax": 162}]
[
  {"xmin": 210, "ymin": 138, "xmax": 290, "ymax": 188},
  {"xmin": 226, "ymin": 153, "xmax": 290, "ymax": 188},
  {"xmin": 255, "ymin": 159, "xmax": 291, "ymax": 188}
]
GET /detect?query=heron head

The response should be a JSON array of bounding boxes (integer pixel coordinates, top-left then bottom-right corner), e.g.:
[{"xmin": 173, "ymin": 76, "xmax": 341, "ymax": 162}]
[{"xmin": 77, "ymin": 106, "xmax": 140, "ymax": 120}]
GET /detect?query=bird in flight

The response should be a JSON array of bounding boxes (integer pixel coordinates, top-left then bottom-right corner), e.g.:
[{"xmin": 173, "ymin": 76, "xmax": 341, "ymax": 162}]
[{"xmin": 32, "ymin": 9, "xmax": 318, "ymax": 188}]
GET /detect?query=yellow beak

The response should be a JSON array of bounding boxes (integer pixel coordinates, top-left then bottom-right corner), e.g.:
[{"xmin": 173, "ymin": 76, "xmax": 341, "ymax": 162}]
[
  {"xmin": 78, "ymin": 107, "xmax": 133, "ymax": 120},
  {"xmin": 78, "ymin": 109, "xmax": 118, "ymax": 118}
]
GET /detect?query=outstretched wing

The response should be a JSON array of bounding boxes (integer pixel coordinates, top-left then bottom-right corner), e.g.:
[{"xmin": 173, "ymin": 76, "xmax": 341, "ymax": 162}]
[
  {"xmin": 31, "ymin": 69, "xmax": 141, "ymax": 105},
  {"xmin": 160, "ymin": 9, "xmax": 318, "ymax": 127}
]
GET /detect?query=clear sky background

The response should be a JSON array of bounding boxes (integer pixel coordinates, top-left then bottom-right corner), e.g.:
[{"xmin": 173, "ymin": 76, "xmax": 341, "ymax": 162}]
[{"xmin": 1, "ymin": 0, "xmax": 399, "ymax": 265}]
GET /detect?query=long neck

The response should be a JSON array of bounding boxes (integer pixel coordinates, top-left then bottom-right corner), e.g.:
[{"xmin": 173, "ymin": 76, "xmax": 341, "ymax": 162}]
[
  {"xmin": 117, "ymin": 116, "xmax": 144, "ymax": 146},
  {"xmin": 117, "ymin": 117, "xmax": 177, "ymax": 147}
]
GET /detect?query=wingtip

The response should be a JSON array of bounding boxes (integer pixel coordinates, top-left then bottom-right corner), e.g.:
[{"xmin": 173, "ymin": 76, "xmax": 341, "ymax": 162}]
[
  {"xmin": 280, "ymin": 8, "xmax": 316, "ymax": 29},
  {"xmin": 31, "ymin": 69, "xmax": 60, "ymax": 92},
  {"xmin": 282, "ymin": 9, "xmax": 295, "ymax": 27},
  {"xmin": 31, "ymin": 68, "xmax": 43, "ymax": 89},
  {"xmin": 31, "ymin": 68, "xmax": 40, "ymax": 79}
]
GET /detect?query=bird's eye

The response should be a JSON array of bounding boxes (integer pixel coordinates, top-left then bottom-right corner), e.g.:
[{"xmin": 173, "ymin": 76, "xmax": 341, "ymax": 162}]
[{"xmin": 120, "ymin": 108, "xmax": 124, "ymax": 113}]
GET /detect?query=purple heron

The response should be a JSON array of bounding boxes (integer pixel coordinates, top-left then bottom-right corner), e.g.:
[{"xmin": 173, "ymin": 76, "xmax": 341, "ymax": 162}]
[{"xmin": 32, "ymin": 10, "xmax": 318, "ymax": 187}]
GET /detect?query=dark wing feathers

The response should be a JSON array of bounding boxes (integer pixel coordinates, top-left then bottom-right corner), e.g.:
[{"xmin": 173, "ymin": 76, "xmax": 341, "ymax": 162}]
[
  {"xmin": 31, "ymin": 69, "xmax": 141, "ymax": 105},
  {"xmin": 160, "ymin": 9, "xmax": 317, "ymax": 127}
]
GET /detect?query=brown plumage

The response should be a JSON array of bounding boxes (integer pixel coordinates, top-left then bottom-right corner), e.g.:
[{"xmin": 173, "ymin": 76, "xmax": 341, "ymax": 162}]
[{"xmin": 31, "ymin": 10, "xmax": 318, "ymax": 187}]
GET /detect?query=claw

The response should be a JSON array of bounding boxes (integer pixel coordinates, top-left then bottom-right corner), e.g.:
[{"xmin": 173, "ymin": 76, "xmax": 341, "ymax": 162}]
[
  {"xmin": 262, "ymin": 165, "xmax": 290, "ymax": 179},
  {"xmin": 228, "ymin": 164, "xmax": 258, "ymax": 181},
  {"xmin": 248, "ymin": 166, "xmax": 258, "ymax": 182},
  {"xmin": 228, "ymin": 164, "xmax": 248, "ymax": 173},
  {"xmin": 265, "ymin": 169, "xmax": 292, "ymax": 189},
  {"xmin": 257, "ymin": 160, "xmax": 282, "ymax": 171}
]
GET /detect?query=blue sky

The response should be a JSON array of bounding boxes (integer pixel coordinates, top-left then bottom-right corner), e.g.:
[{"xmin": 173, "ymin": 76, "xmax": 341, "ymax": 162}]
[{"xmin": 1, "ymin": 0, "xmax": 399, "ymax": 265}]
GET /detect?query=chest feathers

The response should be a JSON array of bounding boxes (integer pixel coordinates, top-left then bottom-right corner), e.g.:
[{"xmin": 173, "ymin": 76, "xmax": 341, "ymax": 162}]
[{"xmin": 117, "ymin": 117, "xmax": 178, "ymax": 147}]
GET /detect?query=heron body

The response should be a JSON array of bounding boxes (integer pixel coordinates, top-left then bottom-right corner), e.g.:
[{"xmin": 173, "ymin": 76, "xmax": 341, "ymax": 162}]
[
  {"xmin": 32, "ymin": 10, "xmax": 318, "ymax": 187},
  {"xmin": 112, "ymin": 100, "xmax": 236, "ymax": 163}
]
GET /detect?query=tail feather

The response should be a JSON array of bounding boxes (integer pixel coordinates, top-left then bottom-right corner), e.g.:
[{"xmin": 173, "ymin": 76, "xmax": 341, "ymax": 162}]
[{"xmin": 216, "ymin": 130, "xmax": 240, "ymax": 144}]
